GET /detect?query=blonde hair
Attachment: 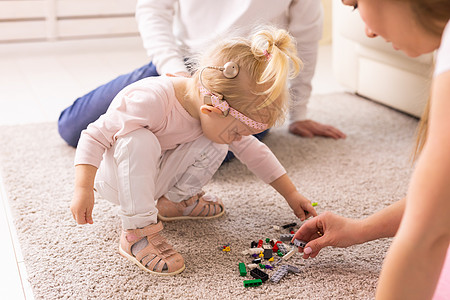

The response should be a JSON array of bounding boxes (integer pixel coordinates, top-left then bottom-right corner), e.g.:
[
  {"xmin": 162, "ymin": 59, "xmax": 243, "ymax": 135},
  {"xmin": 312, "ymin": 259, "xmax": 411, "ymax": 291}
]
[
  {"xmin": 407, "ymin": 0, "xmax": 450, "ymax": 160},
  {"xmin": 190, "ymin": 26, "xmax": 302, "ymax": 127}
]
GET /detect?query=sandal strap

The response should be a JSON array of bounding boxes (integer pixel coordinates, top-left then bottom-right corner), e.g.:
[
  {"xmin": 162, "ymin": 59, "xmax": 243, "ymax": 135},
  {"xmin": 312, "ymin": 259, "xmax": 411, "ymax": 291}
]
[
  {"xmin": 134, "ymin": 221, "xmax": 163, "ymax": 238},
  {"xmin": 182, "ymin": 191, "xmax": 206, "ymax": 207},
  {"xmin": 140, "ymin": 253, "xmax": 157, "ymax": 267},
  {"xmin": 190, "ymin": 195, "xmax": 220, "ymax": 217},
  {"xmin": 135, "ymin": 234, "xmax": 175, "ymax": 261}
]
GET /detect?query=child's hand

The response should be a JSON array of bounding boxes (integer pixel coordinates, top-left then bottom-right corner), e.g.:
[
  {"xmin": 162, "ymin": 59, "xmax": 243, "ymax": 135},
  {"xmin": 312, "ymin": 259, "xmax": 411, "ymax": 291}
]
[
  {"xmin": 285, "ymin": 192, "xmax": 317, "ymax": 221},
  {"xmin": 269, "ymin": 174, "xmax": 317, "ymax": 221},
  {"xmin": 71, "ymin": 186, "xmax": 95, "ymax": 225}
]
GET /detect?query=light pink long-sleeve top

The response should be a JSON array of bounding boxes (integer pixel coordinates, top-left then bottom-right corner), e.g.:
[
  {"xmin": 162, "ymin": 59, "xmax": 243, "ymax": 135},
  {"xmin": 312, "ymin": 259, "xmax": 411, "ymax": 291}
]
[{"xmin": 74, "ymin": 76, "xmax": 286, "ymax": 184}]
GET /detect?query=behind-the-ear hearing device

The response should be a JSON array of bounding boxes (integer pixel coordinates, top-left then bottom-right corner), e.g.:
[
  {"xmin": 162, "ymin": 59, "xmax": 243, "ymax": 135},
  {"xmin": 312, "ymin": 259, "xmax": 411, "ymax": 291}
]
[
  {"xmin": 198, "ymin": 61, "xmax": 239, "ymax": 91},
  {"xmin": 198, "ymin": 62, "xmax": 239, "ymax": 117},
  {"xmin": 198, "ymin": 62, "xmax": 269, "ymax": 131}
]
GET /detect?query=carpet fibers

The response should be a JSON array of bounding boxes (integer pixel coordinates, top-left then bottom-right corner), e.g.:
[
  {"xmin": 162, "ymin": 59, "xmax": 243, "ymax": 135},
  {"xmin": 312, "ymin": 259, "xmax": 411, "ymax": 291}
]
[{"xmin": 0, "ymin": 93, "xmax": 418, "ymax": 299}]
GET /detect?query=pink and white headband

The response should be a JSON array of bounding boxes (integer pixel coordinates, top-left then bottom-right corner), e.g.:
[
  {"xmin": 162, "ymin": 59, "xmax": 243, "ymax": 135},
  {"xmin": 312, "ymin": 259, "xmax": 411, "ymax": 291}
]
[
  {"xmin": 198, "ymin": 62, "xmax": 269, "ymax": 131},
  {"xmin": 199, "ymin": 86, "xmax": 268, "ymax": 131}
]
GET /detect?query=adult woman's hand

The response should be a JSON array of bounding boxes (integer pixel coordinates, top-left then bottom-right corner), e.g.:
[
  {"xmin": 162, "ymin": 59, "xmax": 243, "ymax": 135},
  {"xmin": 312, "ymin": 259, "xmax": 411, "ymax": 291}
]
[{"xmin": 292, "ymin": 211, "xmax": 363, "ymax": 259}]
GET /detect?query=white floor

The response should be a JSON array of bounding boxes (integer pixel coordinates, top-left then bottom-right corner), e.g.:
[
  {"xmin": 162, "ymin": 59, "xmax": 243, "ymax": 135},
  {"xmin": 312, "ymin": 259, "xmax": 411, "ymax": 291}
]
[{"xmin": 0, "ymin": 37, "xmax": 345, "ymax": 299}]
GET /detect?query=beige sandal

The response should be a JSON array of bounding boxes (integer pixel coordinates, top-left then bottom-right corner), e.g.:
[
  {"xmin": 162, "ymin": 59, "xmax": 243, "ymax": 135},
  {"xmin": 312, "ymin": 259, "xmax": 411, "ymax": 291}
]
[
  {"xmin": 119, "ymin": 221, "xmax": 185, "ymax": 275},
  {"xmin": 156, "ymin": 191, "xmax": 225, "ymax": 221}
]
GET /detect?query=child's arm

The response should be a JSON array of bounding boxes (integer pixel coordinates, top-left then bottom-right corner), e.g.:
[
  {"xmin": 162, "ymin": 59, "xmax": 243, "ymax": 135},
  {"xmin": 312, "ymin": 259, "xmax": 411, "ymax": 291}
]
[
  {"xmin": 229, "ymin": 136, "xmax": 317, "ymax": 220},
  {"xmin": 71, "ymin": 164, "xmax": 98, "ymax": 225},
  {"xmin": 270, "ymin": 174, "xmax": 317, "ymax": 221}
]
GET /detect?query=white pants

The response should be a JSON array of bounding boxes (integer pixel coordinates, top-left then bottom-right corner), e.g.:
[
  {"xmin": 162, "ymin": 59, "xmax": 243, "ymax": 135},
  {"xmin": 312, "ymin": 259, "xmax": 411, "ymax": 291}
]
[{"xmin": 94, "ymin": 128, "xmax": 228, "ymax": 230}]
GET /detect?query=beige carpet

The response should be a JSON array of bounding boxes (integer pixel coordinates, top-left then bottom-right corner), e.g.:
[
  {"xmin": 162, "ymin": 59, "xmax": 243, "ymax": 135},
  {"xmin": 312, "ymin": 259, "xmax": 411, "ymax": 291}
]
[{"xmin": 0, "ymin": 93, "xmax": 418, "ymax": 299}]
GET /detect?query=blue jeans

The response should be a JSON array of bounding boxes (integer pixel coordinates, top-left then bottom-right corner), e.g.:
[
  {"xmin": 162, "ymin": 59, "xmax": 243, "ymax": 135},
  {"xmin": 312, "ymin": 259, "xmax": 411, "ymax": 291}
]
[
  {"xmin": 58, "ymin": 62, "xmax": 159, "ymax": 147},
  {"xmin": 57, "ymin": 61, "xmax": 268, "ymax": 161}
]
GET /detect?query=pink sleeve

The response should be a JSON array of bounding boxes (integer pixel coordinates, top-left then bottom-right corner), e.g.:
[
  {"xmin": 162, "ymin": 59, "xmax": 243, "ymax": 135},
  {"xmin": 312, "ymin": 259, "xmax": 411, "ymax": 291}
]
[
  {"xmin": 229, "ymin": 136, "xmax": 286, "ymax": 184},
  {"xmin": 74, "ymin": 81, "xmax": 168, "ymax": 168},
  {"xmin": 433, "ymin": 246, "xmax": 450, "ymax": 300}
]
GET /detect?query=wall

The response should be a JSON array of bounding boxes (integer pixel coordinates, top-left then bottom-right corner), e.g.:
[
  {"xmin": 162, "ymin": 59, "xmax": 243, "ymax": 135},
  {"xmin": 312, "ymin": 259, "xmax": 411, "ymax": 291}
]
[
  {"xmin": 0, "ymin": 0, "xmax": 138, "ymax": 42},
  {"xmin": 321, "ymin": 0, "xmax": 332, "ymax": 45},
  {"xmin": 0, "ymin": 0, "xmax": 333, "ymax": 44}
]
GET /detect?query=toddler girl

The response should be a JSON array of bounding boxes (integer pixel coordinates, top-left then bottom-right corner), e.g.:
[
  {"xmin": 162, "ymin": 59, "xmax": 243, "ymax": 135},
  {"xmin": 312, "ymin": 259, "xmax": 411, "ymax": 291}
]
[{"xmin": 71, "ymin": 26, "xmax": 317, "ymax": 275}]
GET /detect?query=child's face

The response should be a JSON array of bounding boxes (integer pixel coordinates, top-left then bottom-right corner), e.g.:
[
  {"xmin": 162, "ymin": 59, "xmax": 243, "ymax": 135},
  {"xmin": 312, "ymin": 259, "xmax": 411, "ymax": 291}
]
[{"xmin": 199, "ymin": 110, "xmax": 264, "ymax": 144}]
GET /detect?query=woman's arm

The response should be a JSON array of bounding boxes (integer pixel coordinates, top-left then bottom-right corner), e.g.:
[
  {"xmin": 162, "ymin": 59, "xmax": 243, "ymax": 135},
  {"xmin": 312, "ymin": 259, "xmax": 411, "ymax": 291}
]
[
  {"xmin": 376, "ymin": 71, "xmax": 450, "ymax": 300},
  {"xmin": 136, "ymin": 0, "xmax": 188, "ymax": 75},
  {"xmin": 293, "ymin": 198, "xmax": 405, "ymax": 258}
]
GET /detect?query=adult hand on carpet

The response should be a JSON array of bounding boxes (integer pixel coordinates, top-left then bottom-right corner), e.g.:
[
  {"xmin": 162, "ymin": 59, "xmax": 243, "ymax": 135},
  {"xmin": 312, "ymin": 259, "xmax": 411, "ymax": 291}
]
[
  {"xmin": 289, "ymin": 120, "xmax": 346, "ymax": 139},
  {"xmin": 71, "ymin": 187, "xmax": 95, "ymax": 225},
  {"xmin": 292, "ymin": 212, "xmax": 361, "ymax": 259}
]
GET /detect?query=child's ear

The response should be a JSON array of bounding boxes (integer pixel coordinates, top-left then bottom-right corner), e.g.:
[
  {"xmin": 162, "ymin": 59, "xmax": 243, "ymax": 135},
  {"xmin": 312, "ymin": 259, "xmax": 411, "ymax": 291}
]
[{"xmin": 200, "ymin": 105, "xmax": 223, "ymax": 115}]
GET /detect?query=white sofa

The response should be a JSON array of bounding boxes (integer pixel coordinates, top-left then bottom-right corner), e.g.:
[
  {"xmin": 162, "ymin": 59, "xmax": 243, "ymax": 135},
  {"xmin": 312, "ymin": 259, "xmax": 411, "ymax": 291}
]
[{"xmin": 332, "ymin": 1, "xmax": 433, "ymax": 118}]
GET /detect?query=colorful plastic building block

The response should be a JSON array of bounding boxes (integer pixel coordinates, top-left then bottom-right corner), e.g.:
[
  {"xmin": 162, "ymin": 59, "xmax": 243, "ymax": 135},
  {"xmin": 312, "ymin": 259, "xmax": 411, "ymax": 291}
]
[
  {"xmin": 250, "ymin": 268, "xmax": 269, "ymax": 282},
  {"xmin": 251, "ymin": 241, "xmax": 258, "ymax": 248},
  {"xmin": 293, "ymin": 239, "xmax": 307, "ymax": 248},
  {"xmin": 286, "ymin": 265, "xmax": 300, "ymax": 273},
  {"xmin": 239, "ymin": 262, "xmax": 247, "ymax": 276},
  {"xmin": 282, "ymin": 248, "xmax": 296, "ymax": 260},
  {"xmin": 252, "ymin": 258, "xmax": 262, "ymax": 264},
  {"xmin": 257, "ymin": 239, "xmax": 263, "ymax": 248},
  {"xmin": 273, "ymin": 225, "xmax": 281, "ymax": 231},
  {"xmin": 263, "ymin": 248, "xmax": 273, "ymax": 259},
  {"xmin": 279, "ymin": 233, "xmax": 295, "ymax": 241},
  {"xmin": 272, "ymin": 257, "xmax": 283, "ymax": 267},
  {"xmin": 247, "ymin": 247, "xmax": 264, "ymax": 255},
  {"xmin": 243, "ymin": 279, "xmax": 262, "ymax": 287},
  {"xmin": 270, "ymin": 265, "xmax": 289, "ymax": 283},
  {"xmin": 282, "ymin": 222, "xmax": 297, "ymax": 229},
  {"xmin": 277, "ymin": 243, "xmax": 289, "ymax": 254},
  {"xmin": 312, "ymin": 202, "xmax": 318, "ymax": 207}
]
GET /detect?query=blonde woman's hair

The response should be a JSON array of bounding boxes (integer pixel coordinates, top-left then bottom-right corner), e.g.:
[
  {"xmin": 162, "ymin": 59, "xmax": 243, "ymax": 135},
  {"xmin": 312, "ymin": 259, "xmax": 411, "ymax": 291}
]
[
  {"xmin": 413, "ymin": 96, "xmax": 430, "ymax": 161},
  {"xmin": 407, "ymin": 0, "xmax": 450, "ymax": 160},
  {"xmin": 190, "ymin": 26, "xmax": 302, "ymax": 127}
]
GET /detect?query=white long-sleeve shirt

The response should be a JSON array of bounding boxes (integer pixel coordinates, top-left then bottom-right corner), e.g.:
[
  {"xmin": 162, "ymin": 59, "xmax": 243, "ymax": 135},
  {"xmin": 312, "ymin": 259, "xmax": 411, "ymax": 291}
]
[
  {"xmin": 136, "ymin": 0, "xmax": 323, "ymax": 122},
  {"xmin": 75, "ymin": 76, "xmax": 286, "ymax": 184}
]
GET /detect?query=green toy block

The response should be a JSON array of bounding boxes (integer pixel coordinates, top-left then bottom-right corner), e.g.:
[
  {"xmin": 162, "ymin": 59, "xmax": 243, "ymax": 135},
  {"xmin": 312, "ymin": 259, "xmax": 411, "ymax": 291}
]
[
  {"xmin": 243, "ymin": 279, "xmax": 263, "ymax": 287},
  {"xmin": 239, "ymin": 262, "xmax": 247, "ymax": 276}
]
